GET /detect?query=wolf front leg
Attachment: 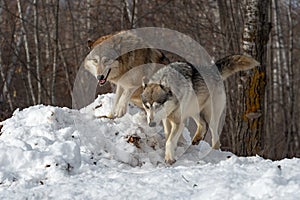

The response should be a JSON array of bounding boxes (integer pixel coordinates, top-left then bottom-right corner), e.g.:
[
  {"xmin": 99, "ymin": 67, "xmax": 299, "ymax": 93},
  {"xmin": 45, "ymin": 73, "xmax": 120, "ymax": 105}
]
[
  {"xmin": 113, "ymin": 88, "xmax": 136, "ymax": 117},
  {"xmin": 110, "ymin": 85, "xmax": 124, "ymax": 118},
  {"xmin": 164, "ymin": 121, "xmax": 185, "ymax": 165},
  {"xmin": 162, "ymin": 118, "xmax": 171, "ymax": 140}
]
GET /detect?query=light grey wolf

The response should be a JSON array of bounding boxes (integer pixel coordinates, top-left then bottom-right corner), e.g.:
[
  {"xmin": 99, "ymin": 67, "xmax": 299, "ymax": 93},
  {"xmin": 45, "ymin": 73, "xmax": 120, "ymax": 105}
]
[
  {"xmin": 141, "ymin": 55, "xmax": 259, "ymax": 164},
  {"xmin": 84, "ymin": 31, "xmax": 169, "ymax": 118}
]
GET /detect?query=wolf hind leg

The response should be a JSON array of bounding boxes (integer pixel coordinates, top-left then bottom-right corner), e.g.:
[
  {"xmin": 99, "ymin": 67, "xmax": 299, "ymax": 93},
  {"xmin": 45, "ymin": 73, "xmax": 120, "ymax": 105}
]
[
  {"xmin": 204, "ymin": 92, "xmax": 226, "ymax": 149},
  {"xmin": 191, "ymin": 114, "xmax": 208, "ymax": 145}
]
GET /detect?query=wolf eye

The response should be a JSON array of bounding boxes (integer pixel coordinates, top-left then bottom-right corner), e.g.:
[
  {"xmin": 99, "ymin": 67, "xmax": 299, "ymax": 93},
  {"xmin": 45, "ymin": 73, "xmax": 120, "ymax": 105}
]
[
  {"xmin": 102, "ymin": 57, "xmax": 113, "ymax": 65},
  {"xmin": 92, "ymin": 59, "xmax": 98, "ymax": 63},
  {"xmin": 143, "ymin": 102, "xmax": 151, "ymax": 109},
  {"xmin": 106, "ymin": 59, "xmax": 114, "ymax": 65}
]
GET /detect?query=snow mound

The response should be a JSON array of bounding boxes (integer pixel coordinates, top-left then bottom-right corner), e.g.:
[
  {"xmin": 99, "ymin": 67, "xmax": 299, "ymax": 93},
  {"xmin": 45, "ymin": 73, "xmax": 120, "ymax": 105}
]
[
  {"xmin": 0, "ymin": 93, "xmax": 299, "ymax": 200},
  {"xmin": 0, "ymin": 94, "xmax": 230, "ymax": 183}
]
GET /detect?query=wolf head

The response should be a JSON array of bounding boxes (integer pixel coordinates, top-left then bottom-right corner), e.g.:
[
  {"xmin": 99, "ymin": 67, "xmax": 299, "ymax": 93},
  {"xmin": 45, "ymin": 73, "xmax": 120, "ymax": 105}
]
[
  {"xmin": 84, "ymin": 32, "xmax": 122, "ymax": 85},
  {"xmin": 84, "ymin": 54, "xmax": 119, "ymax": 85},
  {"xmin": 141, "ymin": 78, "xmax": 177, "ymax": 127}
]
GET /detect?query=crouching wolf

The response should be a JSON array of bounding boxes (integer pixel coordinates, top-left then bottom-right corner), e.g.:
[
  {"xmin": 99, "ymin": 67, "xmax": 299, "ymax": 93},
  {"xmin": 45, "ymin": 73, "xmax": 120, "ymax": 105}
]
[
  {"xmin": 141, "ymin": 55, "xmax": 259, "ymax": 164},
  {"xmin": 84, "ymin": 31, "xmax": 169, "ymax": 118}
]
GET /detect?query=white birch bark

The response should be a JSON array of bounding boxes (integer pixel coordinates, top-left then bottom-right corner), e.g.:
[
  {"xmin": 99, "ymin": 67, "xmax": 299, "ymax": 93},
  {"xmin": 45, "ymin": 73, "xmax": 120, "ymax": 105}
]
[
  {"xmin": 242, "ymin": 0, "xmax": 258, "ymax": 57},
  {"xmin": 273, "ymin": 0, "xmax": 290, "ymax": 101},
  {"xmin": 51, "ymin": 0, "xmax": 60, "ymax": 104},
  {"xmin": 86, "ymin": 0, "xmax": 91, "ymax": 31},
  {"xmin": 125, "ymin": 0, "xmax": 138, "ymax": 28},
  {"xmin": 17, "ymin": 0, "xmax": 36, "ymax": 105},
  {"xmin": 33, "ymin": 0, "xmax": 42, "ymax": 104}
]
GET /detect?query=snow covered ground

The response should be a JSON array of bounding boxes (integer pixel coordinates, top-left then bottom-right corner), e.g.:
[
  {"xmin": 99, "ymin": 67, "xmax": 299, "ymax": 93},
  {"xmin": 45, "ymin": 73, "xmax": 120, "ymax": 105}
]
[{"xmin": 0, "ymin": 93, "xmax": 299, "ymax": 200}]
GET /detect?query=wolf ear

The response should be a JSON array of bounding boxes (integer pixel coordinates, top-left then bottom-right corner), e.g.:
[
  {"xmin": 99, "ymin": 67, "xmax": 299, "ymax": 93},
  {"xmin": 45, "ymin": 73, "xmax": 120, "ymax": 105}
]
[
  {"xmin": 160, "ymin": 84, "xmax": 172, "ymax": 95},
  {"xmin": 159, "ymin": 80, "xmax": 172, "ymax": 95},
  {"xmin": 159, "ymin": 83, "xmax": 165, "ymax": 90},
  {"xmin": 142, "ymin": 76, "xmax": 149, "ymax": 88},
  {"xmin": 159, "ymin": 79, "xmax": 168, "ymax": 89},
  {"xmin": 87, "ymin": 39, "xmax": 94, "ymax": 50}
]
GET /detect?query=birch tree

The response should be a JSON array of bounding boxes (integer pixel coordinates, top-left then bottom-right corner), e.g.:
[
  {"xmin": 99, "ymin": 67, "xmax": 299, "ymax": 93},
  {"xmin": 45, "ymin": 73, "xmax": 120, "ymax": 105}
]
[
  {"xmin": 17, "ymin": 0, "xmax": 36, "ymax": 105},
  {"xmin": 124, "ymin": 0, "xmax": 138, "ymax": 28},
  {"xmin": 33, "ymin": 0, "xmax": 42, "ymax": 104},
  {"xmin": 51, "ymin": 0, "xmax": 59, "ymax": 104},
  {"xmin": 86, "ymin": 0, "xmax": 91, "ymax": 31}
]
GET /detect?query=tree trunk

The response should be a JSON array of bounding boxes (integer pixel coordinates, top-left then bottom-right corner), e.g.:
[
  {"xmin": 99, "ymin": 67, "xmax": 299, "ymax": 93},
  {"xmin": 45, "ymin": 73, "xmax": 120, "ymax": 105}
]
[
  {"xmin": 217, "ymin": 0, "xmax": 244, "ymax": 153},
  {"xmin": 33, "ymin": 0, "xmax": 42, "ymax": 104},
  {"xmin": 217, "ymin": 0, "xmax": 240, "ymax": 54},
  {"xmin": 0, "ymin": 49, "xmax": 13, "ymax": 111},
  {"xmin": 86, "ymin": 0, "xmax": 91, "ymax": 31},
  {"xmin": 17, "ymin": 0, "xmax": 36, "ymax": 105},
  {"xmin": 286, "ymin": 0, "xmax": 298, "ymax": 157},
  {"xmin": 124, "ymin": 0, "xmax": 138, "ymax": 28},
  {"xmin": 66, "ymin": 0, "xmax": 79, "ymax": 67},
  {"xmin": 0, "ymin": 1, "xmax": 13, "ymax": 111},
  {"xmin": 58, "ymin": 41, "xmax": 73, "ymax": 98},
  {"xmin": 237, "ymin": 0, "xmax": 271, "ymax": 156},
  {"xmin": 3, "ymin": 1, "xmax": 28, "ymax": 108},
  {"xmin": 51, "ymin": 0, "xmax": 59, "ymax": 104}
]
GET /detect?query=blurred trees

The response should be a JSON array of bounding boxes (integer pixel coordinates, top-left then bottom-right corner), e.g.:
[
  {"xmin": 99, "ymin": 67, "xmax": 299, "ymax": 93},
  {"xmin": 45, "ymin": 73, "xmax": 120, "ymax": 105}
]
[{"xmin": 0, "ymin": 0, "xmax": 299, "ymax": 159}]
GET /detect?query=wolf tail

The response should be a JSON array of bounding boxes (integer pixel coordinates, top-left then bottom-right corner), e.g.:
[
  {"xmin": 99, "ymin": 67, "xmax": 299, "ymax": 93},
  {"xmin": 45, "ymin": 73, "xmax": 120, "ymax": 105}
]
[{"xmin": 215, "ymin": 55, "xmax": 260, "ymax": 80}]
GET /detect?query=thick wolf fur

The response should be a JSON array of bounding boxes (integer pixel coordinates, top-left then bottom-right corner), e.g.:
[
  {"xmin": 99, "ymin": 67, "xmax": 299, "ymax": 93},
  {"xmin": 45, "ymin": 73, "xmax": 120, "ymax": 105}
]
[
  {"xmin": 141, "ymin": 55, "xmax": 259, "ymax": 164},
  {"xmin": 84, "ymin": 31, "xmax": 169, "ymax": 117}
]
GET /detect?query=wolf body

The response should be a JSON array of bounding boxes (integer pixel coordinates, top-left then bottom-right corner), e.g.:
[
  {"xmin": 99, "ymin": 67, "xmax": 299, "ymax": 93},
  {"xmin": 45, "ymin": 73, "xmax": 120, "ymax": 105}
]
[
  {"xmin": 84, "ymin": 31, "xmax": 169, "ymax": 117},
  {"xmin": 141, "ymin": 55, "xmax": 259, "ymax": 164}
]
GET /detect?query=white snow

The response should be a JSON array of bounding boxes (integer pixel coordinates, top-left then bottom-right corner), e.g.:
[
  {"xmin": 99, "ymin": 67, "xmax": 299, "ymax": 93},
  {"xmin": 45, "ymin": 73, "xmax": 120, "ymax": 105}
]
[{"xmin": 0, "ymin": 93, "xmax": 299, "ymax": 200}]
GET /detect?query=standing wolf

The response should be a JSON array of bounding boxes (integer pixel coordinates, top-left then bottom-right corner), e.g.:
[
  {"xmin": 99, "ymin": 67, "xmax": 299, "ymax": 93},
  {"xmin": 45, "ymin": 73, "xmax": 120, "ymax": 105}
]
[
  {"xmin": 141, "ymin": 55, "xmax": 259, "ymax": 164},
  {"xmin": 84, "ymin": 31, "xmax": 169, "ymax": 118}
]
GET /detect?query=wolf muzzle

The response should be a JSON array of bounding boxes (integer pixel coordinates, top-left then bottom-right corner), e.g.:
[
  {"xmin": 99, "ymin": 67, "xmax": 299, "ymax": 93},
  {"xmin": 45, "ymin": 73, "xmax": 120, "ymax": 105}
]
[
  {"xmin": 97, "ymin": 68, "xmax": 111, "ymax": 85},
  {"xmin": 97, "ymin": 74, "xmax": 105, "ymax": 81}
]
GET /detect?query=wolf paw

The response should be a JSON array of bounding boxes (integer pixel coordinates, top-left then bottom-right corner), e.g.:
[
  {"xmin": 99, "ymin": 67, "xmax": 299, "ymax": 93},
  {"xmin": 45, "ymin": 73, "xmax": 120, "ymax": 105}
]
[
  {"xmin": 212, "ymin": 141, "xmax": 221, "ymax": 149},
  {"xmin": 114, "ymin": 105, "xmax": 127, "ymax": 118},
  {"xmin": 192, "ymin": 135, "xmax": 203, "ymax": 145},
  {"xmin": 96, "ymin": 112, "xmax": 115, "ymax": 119},
  {"xmin": 165, "ymin": 152, "xmax": 176, "ymax": 165},
  {"xmin": 165, "ymin": 158, "xmax": 176, "ymax": 165},
  {"xmin": 192, "ymin": 140, "xmax": 200, "ymax": 145}
]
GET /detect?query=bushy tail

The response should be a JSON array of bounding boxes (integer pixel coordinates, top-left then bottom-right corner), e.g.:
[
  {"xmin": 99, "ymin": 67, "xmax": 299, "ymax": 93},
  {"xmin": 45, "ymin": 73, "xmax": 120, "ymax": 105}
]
[{"xmin": 215, "ymin": 55, "xmax": 260, "ymax": 80}]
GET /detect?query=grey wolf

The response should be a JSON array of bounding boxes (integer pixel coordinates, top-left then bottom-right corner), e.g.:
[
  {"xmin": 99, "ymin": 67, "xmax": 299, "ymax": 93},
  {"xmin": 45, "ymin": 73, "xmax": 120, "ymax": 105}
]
[
  {"xmin": 84, "ymin": 31, "xmax": 169, "ymax": 118},
  {"xmin": 141, "ymin": 55, "xmax": 259, "ymax": 164}
]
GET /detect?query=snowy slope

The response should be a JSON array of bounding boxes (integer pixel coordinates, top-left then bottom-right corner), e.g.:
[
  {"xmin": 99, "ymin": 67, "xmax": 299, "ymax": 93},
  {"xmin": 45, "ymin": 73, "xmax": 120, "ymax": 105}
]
[{"xmin": 0, "ymin": 94, "xmax": 299, "ymax": 200}]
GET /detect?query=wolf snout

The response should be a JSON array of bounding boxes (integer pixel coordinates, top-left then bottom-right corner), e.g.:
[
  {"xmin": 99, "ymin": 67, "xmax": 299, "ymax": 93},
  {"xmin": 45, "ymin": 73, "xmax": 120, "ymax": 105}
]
[
  {"xmin": 97, "ymin": 74, "xmax": 104, "ymax": 81},
  {"xmin": 149, "ymin": 122, "xmax": 156, "ymax": 127}
]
